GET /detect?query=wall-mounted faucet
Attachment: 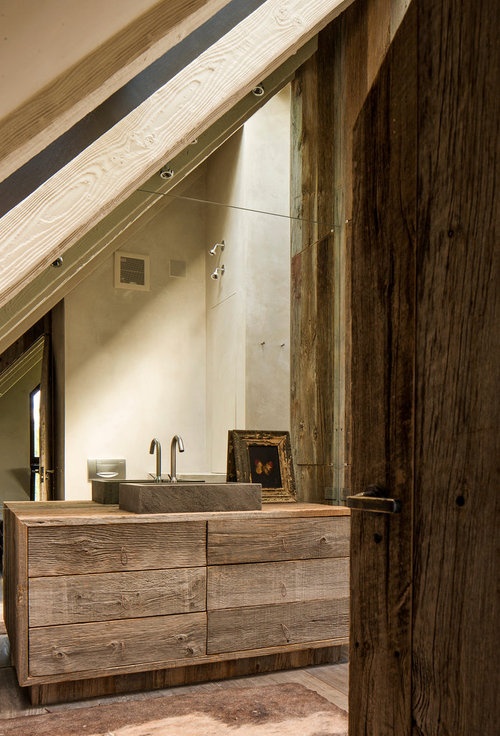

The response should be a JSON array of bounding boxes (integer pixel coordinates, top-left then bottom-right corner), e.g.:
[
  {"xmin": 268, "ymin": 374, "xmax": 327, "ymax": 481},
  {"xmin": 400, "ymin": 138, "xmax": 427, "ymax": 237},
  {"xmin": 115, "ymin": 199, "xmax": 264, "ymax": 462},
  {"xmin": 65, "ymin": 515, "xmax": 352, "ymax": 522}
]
[
  {"xmin": 170, "ymin": 435, "xmax": 184, "ymax": 482},
  {"xmin": 149, "ymin": 438, "xmax": 162, "ymax": 482}
]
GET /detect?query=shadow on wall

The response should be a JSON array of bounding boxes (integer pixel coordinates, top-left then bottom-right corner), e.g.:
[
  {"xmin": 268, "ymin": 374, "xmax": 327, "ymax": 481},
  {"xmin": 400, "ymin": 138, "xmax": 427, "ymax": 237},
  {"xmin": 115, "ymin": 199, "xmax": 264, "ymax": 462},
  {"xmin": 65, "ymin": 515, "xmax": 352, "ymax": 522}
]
[{"xmin": 8, "ymin": 468, "xmax": 30, "ymax": 492}]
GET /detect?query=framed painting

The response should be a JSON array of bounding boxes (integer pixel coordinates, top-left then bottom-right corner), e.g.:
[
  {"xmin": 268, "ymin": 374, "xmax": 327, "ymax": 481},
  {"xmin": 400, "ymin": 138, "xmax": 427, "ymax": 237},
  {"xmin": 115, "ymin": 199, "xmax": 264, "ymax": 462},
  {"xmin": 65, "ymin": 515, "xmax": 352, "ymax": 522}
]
[{"xmin": 227, "ymin": 430, "xmax": 296, "ymax": 503}]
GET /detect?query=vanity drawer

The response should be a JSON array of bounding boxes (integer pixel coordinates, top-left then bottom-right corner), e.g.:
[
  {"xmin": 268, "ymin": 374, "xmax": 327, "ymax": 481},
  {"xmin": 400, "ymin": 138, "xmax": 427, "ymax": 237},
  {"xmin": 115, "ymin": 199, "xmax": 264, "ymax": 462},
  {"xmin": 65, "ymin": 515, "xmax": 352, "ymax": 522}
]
[
  {"xmin": 29, "ymin": 612, "xmax": 207, "ymax": 677},
  {"xmin": 28, "ymin": 521, "xmax": 206, "ymax": 576},
  {"xmin": 29, "ymin": 567, "xmax": 206, "ymax": 626},
  {"xmin": 207, "ymin": 516, "xmax": 350, "ymax": 564},
  {"xmin": 207, "ymin": 599, "xmax": 349, "ymax": 654},
  {"xmin": 207, "ymin": 557, "xmax": 348, "ymax": 610}
]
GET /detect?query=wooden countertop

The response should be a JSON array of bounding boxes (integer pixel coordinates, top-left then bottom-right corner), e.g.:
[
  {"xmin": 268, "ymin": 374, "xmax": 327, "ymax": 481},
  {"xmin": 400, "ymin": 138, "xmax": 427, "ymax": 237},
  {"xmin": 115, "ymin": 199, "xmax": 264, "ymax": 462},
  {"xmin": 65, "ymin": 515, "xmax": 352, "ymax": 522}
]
[{"xmin": 4, "ymin": 500, "xmax": 350, "ymax": 526}]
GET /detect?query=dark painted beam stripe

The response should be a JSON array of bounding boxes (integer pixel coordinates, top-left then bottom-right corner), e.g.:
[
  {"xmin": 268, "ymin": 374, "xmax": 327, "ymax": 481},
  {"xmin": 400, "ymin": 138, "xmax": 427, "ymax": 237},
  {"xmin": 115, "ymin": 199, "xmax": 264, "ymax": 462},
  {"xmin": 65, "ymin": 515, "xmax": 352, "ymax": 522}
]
[{"xmin": 0, "ymin": 0, "xmax": 266, "ymax": 217}]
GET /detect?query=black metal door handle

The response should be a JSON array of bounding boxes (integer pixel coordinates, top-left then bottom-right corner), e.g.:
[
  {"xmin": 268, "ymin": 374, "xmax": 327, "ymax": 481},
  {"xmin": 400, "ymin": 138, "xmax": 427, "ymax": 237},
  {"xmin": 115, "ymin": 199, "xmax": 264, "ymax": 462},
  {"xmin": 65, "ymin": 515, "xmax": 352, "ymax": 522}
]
[{"xmin": 346, "ymin": 484, "xmax": 401, "ymax": 514}]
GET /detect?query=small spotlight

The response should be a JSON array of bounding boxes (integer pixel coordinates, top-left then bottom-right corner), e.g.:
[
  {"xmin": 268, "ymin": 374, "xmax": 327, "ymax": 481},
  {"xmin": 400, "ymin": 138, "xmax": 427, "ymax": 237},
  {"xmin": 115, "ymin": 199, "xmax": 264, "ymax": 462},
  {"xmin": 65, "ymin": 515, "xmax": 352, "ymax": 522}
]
[
  {"xmin": 252, "ymin": 84, "xmax": 265, "ymax": 97},
  {"xmin": 160, "ymin": 166, "xmax": 175, "ymax": 180},
  {"xmin": 52, "ymin": 257, "xmax": 63, "ymax": 268}
]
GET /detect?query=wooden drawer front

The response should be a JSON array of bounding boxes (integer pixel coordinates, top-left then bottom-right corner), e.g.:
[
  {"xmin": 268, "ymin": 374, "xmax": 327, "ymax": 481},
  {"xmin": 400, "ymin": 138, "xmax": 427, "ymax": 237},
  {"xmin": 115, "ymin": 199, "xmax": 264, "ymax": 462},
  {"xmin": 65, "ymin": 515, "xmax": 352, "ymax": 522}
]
[
  {"xmin": 29, "ymin": 567, "xmax": 206, "ymax": 627},
  {"xmin": 29, "ymin": 612, "xmax": 207, "ymax": 677},
  {"xmin": 208, "ymin": 557, "xmax": 348, "ymax": 611},
  {"xmin": 207, "ymin": 599, "xmax": 349, "ymax": 654},
  {"xmin": 28, "ymin": 521, "xmax": 206, "ymax": 576},
  {"xmin": 207, "ymin": 516, "xmax": 350, "ymax": 564}
]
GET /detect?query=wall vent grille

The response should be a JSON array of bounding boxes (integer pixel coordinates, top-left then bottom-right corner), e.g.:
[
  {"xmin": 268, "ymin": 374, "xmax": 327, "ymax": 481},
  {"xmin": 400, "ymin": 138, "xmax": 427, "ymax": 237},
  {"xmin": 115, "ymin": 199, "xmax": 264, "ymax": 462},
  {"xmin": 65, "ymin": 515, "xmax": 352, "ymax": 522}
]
[{"xmin": 114, "ymin": 252, "xmax": 150, "ymax": 291}]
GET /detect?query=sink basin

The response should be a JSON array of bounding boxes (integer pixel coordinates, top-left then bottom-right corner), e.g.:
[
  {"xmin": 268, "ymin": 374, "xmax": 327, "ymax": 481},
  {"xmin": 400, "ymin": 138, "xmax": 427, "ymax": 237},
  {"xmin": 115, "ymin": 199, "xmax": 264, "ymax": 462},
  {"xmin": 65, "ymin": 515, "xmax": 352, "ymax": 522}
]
[
  {"xmin": 118, "ymin": 482, "xmax": 262, "ymax": 514},
  {"xmin": 92, "ymin": 475, "xmax": 225, "ymax": 504}
]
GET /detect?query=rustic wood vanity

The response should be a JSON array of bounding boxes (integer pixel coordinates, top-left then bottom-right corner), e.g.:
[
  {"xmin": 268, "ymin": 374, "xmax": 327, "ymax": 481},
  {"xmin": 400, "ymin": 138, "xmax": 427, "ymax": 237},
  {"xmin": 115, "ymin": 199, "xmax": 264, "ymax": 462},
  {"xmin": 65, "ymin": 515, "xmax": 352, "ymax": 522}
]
[{"xmin": 3, "ymin": 500, "xmax": 350, "ymax": 704}]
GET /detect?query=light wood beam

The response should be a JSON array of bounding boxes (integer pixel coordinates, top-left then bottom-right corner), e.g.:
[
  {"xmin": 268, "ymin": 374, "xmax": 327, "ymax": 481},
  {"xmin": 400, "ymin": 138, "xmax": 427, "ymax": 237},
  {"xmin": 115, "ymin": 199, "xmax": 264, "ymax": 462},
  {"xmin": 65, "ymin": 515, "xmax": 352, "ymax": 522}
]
[
  {"xmin": 0, "ymin": 38, "xmax": 316, "ymax": 355},
  {"xmin": 0, "ymin": 0, "xmax": 233, "ymax": 183},
  {"xmin": 0, "ymin": 0, "xmax": 353, "ymax": 315}
]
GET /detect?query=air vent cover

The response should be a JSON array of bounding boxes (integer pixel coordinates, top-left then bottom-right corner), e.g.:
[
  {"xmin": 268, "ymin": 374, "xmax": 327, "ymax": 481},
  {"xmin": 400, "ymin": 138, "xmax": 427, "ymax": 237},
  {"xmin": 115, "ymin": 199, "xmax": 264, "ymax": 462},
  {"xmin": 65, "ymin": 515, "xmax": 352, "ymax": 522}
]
[{"xmin": 114, "ymin": 251, "xmax": 150, "ymax": 291}]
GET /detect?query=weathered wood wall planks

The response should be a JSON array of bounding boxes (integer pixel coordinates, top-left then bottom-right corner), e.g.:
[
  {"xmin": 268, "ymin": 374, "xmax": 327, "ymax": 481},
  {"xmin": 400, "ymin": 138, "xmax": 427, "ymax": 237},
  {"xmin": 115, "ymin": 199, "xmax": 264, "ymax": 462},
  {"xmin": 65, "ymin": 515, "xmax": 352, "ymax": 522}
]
[
  {"xmin": 412, "ymin": 0, "xmax": 499, "ymax": 733},
  {"xmin": 348, "ymin": 0, "xmax": 498, "ymax": 733},
  {"xmin": 290, "ymin": 0, "xmax": 408, "ymax": 503},
  {"xmin": 349, "ymin": 3, "xmax": 417, "ymax": 732}
]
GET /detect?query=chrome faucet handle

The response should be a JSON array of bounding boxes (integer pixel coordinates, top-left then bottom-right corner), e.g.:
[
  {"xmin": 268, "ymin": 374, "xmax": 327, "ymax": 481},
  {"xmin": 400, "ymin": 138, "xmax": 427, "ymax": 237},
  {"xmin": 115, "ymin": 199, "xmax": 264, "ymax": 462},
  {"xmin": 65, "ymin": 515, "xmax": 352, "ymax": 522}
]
[
  {"xmin": 149, "ymin": 438, "xmax": 162, "ymax": 483},
  {"xmin": 170, "ymin": 435, "xmax": 185, "ymax": 482}
]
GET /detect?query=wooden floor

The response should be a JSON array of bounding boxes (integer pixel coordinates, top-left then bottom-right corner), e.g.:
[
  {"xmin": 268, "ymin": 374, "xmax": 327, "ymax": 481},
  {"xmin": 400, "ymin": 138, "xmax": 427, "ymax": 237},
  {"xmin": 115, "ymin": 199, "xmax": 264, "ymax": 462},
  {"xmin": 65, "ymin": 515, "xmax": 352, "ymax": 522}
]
[{"xmin": 0, "ymin": 575, "xmax": 349, "ymax": 721}]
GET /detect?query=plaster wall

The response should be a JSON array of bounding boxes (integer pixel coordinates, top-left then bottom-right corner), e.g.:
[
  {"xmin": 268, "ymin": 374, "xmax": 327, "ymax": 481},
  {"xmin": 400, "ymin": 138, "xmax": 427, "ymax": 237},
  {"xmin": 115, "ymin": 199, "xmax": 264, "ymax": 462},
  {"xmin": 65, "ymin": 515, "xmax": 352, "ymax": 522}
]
[
  {"xmin": 64, "ymin": 174, "xmax": 208, "ymax": 498},
  {"xmin": 206, "ymin": 87, "xmax": 291, "ymax": 471}
]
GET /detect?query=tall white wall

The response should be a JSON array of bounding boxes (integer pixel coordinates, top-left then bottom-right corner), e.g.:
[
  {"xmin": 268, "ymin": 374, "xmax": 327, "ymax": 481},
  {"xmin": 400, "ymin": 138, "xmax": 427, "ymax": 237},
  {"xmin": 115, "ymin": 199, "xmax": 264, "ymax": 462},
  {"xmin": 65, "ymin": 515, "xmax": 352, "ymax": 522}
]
[{"xmin": 206, "ymin": 87, "xmax": 291, "ymax": 471}]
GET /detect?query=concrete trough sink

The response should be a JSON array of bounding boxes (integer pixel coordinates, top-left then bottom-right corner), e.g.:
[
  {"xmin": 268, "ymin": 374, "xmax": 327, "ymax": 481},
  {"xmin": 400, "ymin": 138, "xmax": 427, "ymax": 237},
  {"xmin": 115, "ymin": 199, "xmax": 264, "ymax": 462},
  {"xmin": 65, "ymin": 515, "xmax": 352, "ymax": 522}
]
[{"xmin": 118, "ymin": 482, "xmax": 262, "ymax": 514}]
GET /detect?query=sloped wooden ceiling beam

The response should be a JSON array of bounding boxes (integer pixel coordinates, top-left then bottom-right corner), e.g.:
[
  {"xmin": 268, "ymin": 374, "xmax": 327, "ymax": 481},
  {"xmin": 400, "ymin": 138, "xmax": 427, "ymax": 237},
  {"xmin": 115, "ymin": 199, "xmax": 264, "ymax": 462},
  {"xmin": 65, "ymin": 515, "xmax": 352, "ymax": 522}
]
[
  {"xmin": 0, "ymin": 0, "xmax": 352, "ymax": 315},
  {"xmin": 0, "ymin": 39, "xmax": 316, "ymax": 354},
  {"xmin": 0, "ymin": 0, "xmax": 233, "ymax": 183}
]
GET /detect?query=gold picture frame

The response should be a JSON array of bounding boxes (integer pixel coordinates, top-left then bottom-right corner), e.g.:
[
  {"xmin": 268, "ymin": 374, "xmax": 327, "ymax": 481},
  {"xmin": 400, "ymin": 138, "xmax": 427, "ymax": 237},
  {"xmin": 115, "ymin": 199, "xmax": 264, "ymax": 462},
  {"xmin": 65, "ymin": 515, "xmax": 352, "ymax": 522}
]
[{"xmin": 227, "ymin": 430, "xmax": 296, "ymax": 503}]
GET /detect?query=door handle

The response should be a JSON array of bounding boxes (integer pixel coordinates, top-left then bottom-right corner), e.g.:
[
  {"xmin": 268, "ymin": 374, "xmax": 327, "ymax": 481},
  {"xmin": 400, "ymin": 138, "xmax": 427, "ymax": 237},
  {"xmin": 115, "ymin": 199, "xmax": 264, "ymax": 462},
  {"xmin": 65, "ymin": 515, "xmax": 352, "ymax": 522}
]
[{"xmin": 346, "ymin": 484, "xmax": 401, "ymax": 514}]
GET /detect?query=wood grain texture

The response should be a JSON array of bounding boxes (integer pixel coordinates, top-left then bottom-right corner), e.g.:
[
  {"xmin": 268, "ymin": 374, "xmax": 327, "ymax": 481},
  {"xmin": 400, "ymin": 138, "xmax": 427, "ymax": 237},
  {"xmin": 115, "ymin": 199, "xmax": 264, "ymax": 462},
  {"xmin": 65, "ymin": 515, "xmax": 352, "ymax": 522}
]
[
  {"xmin": 0, "ymin": 0, "xmax": 353, "ymax": 311},
  {"xmin": 208, "ymin": 599, "xmax": 349, "ymax": 654},
  {"xmin": 5, "ymin": 500, "xmax": 349, "ymax": 524},
  {"xmin": 0, "ymin": 39, "xmax": 317, "ymax": 355},
  {"xmin": 0, "ymin": 0, "xmax": 232, "ymax": 181},
  {"xmin": 349, "ymin": 2, "xmax": 417, "ymax": 734},
  {"xmin": 2, "ymin": 508, "xmax": 29, "ymax": 683},
  {"xmin": 412, "ymin": 0, "xmax": 500, "ymax": 733},
  {"xmin": 28, "ymin": 646, "xmax": 339, "ymax": 705},
  {"xmin": 290, "ymin": 0, "xmax": 390, "ymax": 502},
  {"xmin": 208, "ymin": 516, "xmax": 350, "ymax": 564},
  {"xmin": 207, "ymin": 558, "xmax": 349, "ymax": 610},
  {"xmin": 29, "ymin": 567, "xmax": 206, "ymax": 626},
  {"xmin": 28, "ymin": 521, "xmax": 206, "ymax": 576},
  {"xmin": 29, "ymin": 612, "xmax": 207, "ymax": 678}
]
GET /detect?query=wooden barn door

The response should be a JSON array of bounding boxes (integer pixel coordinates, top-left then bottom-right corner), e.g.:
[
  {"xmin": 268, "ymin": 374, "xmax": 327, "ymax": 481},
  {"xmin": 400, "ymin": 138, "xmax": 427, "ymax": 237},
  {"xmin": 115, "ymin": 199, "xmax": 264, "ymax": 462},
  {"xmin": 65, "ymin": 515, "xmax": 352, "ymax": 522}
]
[
  {"xmin": 348, "ymin": 1, "xmax": 498, "ymax": 734},
  {"xmin": 348, "ymin": 3, "xmax": 417, "ymax": 733}
]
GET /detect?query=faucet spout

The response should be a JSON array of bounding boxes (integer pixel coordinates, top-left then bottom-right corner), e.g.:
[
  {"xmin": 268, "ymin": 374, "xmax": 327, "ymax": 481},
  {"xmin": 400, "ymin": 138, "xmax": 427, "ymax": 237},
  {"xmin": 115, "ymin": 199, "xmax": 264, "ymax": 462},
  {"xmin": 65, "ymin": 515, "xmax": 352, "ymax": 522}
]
[
  {"xmin": 149, "ymin": 438, "xmax": 162, "ymax": 483},
  {"xmin": 170, "ymin": 435, "xmax": 184, "ymax": 483}
]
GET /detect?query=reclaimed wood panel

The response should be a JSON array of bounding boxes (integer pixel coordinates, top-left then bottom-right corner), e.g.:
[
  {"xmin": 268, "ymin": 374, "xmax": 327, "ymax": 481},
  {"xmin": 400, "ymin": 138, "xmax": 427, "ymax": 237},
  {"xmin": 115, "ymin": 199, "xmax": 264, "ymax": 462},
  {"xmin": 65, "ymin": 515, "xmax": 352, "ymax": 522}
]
[
  {"xmin": 29, "ymin": 612, "xmax": 207, "ymax": 678},
  {"xmin": 411, "ymin": 0, "xmax": 499, "ymax": 733},
  {"xmin": 2, "ymin": 507, "xmax": 29, "ymax": 683},
  {"xmin": 208, "ymin": 516, "xmax": 350, "ymax": 564},
  {"xmin": 349, "ymin": 3, "xmax": 417, "ymax": 734},
  {"xmin": 208, "ymin": 599, "xmax": 349, "ymax": 654},
  {"xmin": 28, "ymin": 521, "xmax": 206, "ymax": 576},
  {"xmin": 207, "ymin": 558, "xmax": 349, "ymax": 610},
  {"xmin": 29, "ymin": 567, "xmax": 206, "ymax": 626},
  {"xmin": 28, "ymin": 646, "xmax": 339, "ymax": 705}
]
